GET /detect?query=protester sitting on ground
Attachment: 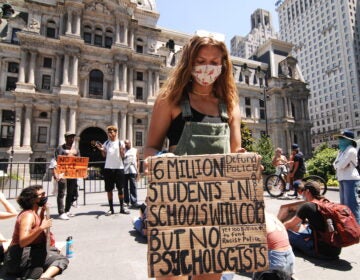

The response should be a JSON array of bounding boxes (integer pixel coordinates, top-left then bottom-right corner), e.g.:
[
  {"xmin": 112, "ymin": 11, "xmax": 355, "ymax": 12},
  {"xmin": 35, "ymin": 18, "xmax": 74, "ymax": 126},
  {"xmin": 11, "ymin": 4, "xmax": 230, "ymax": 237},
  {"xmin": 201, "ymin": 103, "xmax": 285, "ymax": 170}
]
[
  {"xmin": 4, "ymin": 185, "xmax": 69, "ymax": 279},
  {"xmin": 272, "ymin": 148, "xmax": 288, "ymax": 175},
  {"xmin": 283, "ymin": 181, "xmax": 341, "ymax": 259},
  {"xmin": 253, "ymin": 212, "xmax": 295, "ymax": 279},
  {"xmin": 0, "ymin": 191, "xmax": 17, "ymax": 264},
  {"xmin": 132, "ymin": 203, "xmax": 147, "ymax": 238}
]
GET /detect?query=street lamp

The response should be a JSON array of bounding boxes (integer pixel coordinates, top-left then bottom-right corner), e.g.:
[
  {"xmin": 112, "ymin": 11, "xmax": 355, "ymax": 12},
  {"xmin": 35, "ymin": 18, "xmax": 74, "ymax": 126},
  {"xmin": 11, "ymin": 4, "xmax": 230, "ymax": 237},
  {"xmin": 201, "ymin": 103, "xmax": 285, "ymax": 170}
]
[{"xmin": 262, "ymin": 86, "xmax": 269, "ymax": 136}]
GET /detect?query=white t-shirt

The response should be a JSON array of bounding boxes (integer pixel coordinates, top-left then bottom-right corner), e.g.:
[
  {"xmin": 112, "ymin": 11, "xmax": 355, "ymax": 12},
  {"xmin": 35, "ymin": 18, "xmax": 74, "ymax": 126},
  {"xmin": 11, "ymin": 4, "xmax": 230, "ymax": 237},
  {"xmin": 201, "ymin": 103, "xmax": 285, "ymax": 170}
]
[
  {"xmin": 124, "ymin": 147, "xmax": 138, "ymax": 174},
  {"xmin": 104, "ymin": 139, "xmax": 124, "ymax": 169}
]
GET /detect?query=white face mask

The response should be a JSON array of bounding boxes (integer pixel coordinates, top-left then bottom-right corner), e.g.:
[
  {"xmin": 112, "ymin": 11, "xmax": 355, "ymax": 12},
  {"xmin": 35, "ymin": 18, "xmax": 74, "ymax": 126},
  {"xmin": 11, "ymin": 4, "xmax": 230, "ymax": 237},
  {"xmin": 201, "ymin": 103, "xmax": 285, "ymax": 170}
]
[{"xmin": 191, "ymin": 65, "xmax": 222, "ymax": 86}]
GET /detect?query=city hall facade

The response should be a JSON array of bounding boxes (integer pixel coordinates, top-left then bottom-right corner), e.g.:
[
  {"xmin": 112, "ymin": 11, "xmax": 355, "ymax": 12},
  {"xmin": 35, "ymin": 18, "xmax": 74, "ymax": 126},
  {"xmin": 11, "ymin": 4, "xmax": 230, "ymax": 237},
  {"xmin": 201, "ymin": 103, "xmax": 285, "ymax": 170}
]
[{"xmin": 0, "ymin": 0, "xmax": 311, "ymax": 177}]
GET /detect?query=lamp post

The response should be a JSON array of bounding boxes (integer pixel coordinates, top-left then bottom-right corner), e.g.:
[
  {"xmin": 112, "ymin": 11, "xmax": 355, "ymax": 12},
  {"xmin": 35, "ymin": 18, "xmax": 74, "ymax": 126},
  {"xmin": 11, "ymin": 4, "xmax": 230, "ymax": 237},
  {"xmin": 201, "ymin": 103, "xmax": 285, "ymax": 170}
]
[
  {"xmin": 263, "ymin": 86, "xmax": 269, "ymax": 136},
  {"xmin": 9, "ymin": 121, "xmax": 14, "ymax": 176}
]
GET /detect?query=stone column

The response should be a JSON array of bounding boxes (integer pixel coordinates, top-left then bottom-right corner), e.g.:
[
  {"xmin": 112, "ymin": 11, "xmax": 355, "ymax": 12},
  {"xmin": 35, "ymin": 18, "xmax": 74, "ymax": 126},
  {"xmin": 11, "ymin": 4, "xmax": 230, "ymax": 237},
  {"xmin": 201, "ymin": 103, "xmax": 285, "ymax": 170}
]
[
  {"xmin": 127, "ymin": 113, "xmax": 133, "ymax": 142},
  {"xmin": 155, "ymin": 71, "xmax": 159, "ymax": 94},
  {"xmin": 115, "ymin": 20, "xmax": 120, "ymax": 44},
  {"xmin": 114, "ymin": 61, "xmax": 120, "ymax": 91},
  {"xmin": 72, "ymin": 55, "xmax": 78, "ymax": 86},
  {"xmin": 84, "ymin": 78, "xmax": 89, "ymax": 97},
  {"xmin": 50, "ymin": 106, "xmax": 58, "ymax": 147},
  {"xmin": 58, "ymin": 106, "xmax": 67, "ymax": 145},
  {"xmin": 148, "ymin": 70, "xmax": 153, "ymax": 97},
  {"xmin": 69, "ymin": 107, "xmax": 76, "ymax": 133},
  {"xmin": 75, "ymin": 12, "xmax": 81, "ymax": 36},
  {"xmin": 124, "ymin": 24, "xmax": 128, "ymax": 46},
  {"xmin": 120, "ymin": 112, "xmax": 127, "ymax": 140},
  {"xmin": 55, "ymin": 54, "xmax": 62, "ymax": 86},
  {"xmin": 13, "ymin": 106, "xmax": 22, "ymax": 147},
  {"xmin": 62, "ymin": 54, "xmax": 69, "ymax": 85},
  {"xmin": 103, "ymin": 80, "xmax": 108, "ymax": 99},
  {"xmin": 66, "ymin": 10, "xmax": 72, "ymax": 34},
  {"xmin": 0, "ymin": 59, "xmax": 4, "ymax": 91},
  {"xmin": 122, "ymin": 63, "xmax": 127, "ymax": 92},
  {"xmin": 112, "ymin": 109, "xmax": 119, "ymax": 129},
  {"xmin": 28, "ymin": 51, "xmax": 37, "ymax": 85},
  {"xmin": 18, "ymin": 50, "xmax": 27, "ymax": 83},
  {"xmin": 128, "ymin": 67, "xmax": 133, "ymax": 96},
  {"xmin": 129, "ymin": 28, "xmax": 134, "ymax": 49},
  {"xmin": 23, "ymin": 105, "xmax": 32, "ymax": 147}
]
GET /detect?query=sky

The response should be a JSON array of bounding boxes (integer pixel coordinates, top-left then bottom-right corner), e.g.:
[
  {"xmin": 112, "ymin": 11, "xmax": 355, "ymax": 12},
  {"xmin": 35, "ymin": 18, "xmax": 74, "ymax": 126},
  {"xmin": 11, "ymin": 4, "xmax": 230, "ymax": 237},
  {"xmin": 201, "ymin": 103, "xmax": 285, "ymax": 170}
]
[{"xmin": 156, "ymin": 0, "xmax": 279, "ymax": 48}]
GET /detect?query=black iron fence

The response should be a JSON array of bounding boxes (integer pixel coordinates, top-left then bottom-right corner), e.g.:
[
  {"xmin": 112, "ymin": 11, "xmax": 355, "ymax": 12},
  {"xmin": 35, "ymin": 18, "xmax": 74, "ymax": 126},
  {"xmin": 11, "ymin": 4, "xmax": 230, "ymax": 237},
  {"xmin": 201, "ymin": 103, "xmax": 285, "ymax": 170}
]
[{"xmin": 0, "ymin": 161, "xmax": 148, "ymax": 202}]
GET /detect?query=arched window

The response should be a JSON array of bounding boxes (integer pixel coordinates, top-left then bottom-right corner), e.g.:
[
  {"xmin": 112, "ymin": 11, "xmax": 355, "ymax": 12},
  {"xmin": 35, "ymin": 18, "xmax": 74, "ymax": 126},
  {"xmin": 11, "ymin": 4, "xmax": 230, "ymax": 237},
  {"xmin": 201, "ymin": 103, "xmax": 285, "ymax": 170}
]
[
  {"xmin": 105, "ymin": 29, "xmax": 113, "ymax": 48},
  {"xmin": 83, "ymin": 25, "xmax": 92, "ymax": 44},
  {"xmin": 94, "ymin": 27, "xmax": 103, "ymax": 47},
  {"xmin": 46, "ymin": 20, "xmax": 56, "ymax": 38},
  {"xmin": 89, "ymin": 70, "xmax": 103, "ymax": 97}
]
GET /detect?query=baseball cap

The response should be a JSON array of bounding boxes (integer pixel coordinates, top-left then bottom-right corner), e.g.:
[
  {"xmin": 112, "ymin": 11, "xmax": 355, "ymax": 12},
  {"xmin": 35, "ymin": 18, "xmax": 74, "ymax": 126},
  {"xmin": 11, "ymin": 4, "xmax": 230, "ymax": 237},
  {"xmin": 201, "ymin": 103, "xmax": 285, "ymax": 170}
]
[
  {"xmin": 334, "ymin": 129, "xmax": 357, "ymax": 146},
  {"xmin": 64, "ymin": 131, "xmax": 76, "ymax": 137},
  {"xmin": 291, "ymin": 143, "xmax": 299, "ymax": 150}
]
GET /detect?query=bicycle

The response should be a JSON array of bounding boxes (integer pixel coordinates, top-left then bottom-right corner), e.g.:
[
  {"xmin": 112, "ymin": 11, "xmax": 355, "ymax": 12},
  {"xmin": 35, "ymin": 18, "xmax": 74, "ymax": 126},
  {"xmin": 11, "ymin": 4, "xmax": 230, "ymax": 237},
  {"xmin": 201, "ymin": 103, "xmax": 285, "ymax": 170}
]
[{"xmin": 265, "ymin": 164, "xmax": 327, "ymax": 198}]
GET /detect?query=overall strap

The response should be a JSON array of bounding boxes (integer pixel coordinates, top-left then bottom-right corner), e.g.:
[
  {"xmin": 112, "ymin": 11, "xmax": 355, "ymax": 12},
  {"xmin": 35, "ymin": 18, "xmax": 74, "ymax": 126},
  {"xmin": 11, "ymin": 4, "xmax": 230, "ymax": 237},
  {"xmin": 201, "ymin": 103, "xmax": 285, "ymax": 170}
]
[
  {"xmin": 180, "ymin": 95, "xmax": 193, "ymax": 121},
  {"xmin": 219, "ymin": 101, "xmax": 229, "ymax": 122}
]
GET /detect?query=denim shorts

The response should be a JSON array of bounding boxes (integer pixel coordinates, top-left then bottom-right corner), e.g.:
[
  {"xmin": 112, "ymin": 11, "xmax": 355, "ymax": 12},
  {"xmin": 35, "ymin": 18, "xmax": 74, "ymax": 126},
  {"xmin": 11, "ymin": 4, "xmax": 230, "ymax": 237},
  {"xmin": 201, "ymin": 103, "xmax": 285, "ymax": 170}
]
[{"xmin": 268, "ymin": 248, "xmax": 295, "ymax": 275}]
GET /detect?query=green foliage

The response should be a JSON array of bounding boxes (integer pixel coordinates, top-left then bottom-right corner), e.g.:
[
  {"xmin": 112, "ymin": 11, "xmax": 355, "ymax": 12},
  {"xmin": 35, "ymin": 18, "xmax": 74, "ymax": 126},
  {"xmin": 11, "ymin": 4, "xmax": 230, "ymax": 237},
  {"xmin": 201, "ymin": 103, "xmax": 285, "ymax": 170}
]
[
  {"xmin": 306, "ymin": 143, "xmax": 337, "ymax": 182},
  {"xmin": 241, "ymin": 122, "xmax": 254, "ymax": 152},
  {"xmin": 253, "ymin": 135, "xmax": 275, "ymax": 175},
  {"xmin": 327, "ymin": 178, "xmax": 339, "ymax": 187}
]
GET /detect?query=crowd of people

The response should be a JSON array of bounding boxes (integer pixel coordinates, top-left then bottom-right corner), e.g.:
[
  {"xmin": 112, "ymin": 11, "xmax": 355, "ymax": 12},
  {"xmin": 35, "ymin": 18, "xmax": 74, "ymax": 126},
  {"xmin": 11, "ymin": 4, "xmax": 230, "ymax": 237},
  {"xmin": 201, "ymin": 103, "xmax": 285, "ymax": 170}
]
[{"xmin": 1, "ymin": 33, "xmax": 359, "ymax": 280}]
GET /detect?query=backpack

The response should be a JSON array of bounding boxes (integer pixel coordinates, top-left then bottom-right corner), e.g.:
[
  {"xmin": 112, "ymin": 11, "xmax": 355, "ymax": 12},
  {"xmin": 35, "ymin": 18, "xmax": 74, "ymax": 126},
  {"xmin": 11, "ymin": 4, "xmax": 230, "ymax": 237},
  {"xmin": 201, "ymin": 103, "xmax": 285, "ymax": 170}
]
[{"xmin": 312, "ymin": 199, "xmax": 360, "ymax": 248}]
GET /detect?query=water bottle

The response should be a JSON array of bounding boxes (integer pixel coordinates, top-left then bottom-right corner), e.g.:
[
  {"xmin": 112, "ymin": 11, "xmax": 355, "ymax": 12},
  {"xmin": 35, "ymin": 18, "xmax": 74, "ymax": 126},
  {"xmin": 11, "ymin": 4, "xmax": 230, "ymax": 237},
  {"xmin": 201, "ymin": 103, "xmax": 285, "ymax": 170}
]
[
  {"xmin": 326, "ymin": 218, "xmax": 335, "ymax": 232},
  {"xmin": 66, "ymin": 236, "xmax": 74, "ymax": 258}
]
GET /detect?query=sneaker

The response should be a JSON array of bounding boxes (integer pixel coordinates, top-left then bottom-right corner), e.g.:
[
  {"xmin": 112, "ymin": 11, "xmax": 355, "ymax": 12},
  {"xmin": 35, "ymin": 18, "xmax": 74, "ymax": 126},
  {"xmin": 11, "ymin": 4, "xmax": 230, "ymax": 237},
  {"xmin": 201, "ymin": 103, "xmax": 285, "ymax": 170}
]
[
  {"xmin": 129, "ymin": 203, "xmax": 141, "ymax": 209},
  {"xmin": 285, "ymin": 183, "xmax": 290, "ymax": 191},
  {"xmin": 120, "ymin": 208, "xmax": 130, "ymax": 214},
  {"xmin": 66, "ymin": 212, "xmax": 75, "ymax": 217},
  {"xmin": 59, "ymin": 213, "xmax": 70, "ymax": 220},
  {"xmin": 105, "ymin": 209, "xmax": 114, "ymax": 216}
]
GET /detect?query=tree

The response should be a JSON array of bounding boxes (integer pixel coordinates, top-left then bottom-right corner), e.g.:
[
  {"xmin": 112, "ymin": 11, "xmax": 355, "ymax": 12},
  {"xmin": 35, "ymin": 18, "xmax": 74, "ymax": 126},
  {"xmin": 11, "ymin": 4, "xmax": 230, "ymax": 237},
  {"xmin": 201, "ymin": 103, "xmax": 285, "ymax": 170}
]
[
  {"xmin": 253, "ymin": 135, "xmax": 275, "ymax": 175},
  {"xmin": 306, "ymin": 143, "xmax": 337, "ymax": 182},
  {"xmin": 241, "ymin": 122, "xmax": 254, "ymax": 152}
]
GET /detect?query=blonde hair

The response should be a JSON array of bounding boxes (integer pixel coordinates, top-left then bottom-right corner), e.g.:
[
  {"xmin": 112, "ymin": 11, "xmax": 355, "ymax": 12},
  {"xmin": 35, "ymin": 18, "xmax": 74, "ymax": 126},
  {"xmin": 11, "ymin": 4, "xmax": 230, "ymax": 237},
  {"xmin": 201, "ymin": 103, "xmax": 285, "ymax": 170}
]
[
  {"xmin": 106, "ymin": 125, "xmax": 117, "ymax": 132},
  {"xmin": 158, "ymin": 35, "xmax": 238, "ymax": 113}
]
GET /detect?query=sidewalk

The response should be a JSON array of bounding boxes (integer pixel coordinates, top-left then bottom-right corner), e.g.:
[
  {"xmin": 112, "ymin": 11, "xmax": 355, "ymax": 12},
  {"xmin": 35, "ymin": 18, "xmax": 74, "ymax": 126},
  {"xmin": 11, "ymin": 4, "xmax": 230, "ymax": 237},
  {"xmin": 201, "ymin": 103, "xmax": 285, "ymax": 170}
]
[{"xmin": 0, "ymin": 188, "xmax": 359, "ymax": 280}]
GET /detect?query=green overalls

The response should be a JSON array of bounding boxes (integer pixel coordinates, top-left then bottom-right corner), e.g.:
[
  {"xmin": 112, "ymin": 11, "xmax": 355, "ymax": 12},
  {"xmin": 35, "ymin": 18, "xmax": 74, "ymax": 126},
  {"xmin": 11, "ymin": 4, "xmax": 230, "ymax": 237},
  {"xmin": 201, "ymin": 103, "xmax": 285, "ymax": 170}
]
[{"xmin": 173, "ymin": 96, "xmax": 231, "ymax": 156}]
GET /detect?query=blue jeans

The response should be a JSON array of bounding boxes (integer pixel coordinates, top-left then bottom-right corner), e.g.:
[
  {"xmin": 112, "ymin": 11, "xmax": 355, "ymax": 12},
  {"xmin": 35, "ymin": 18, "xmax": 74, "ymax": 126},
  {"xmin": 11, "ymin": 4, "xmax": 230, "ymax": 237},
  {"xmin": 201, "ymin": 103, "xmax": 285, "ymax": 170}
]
[
  {"xmin": 287, "ymin": 227, "xmax": 317, "ymax": 258},
  {"xmin": 339, "ymin": 180, "xmax": 360, "ymax": 224}
]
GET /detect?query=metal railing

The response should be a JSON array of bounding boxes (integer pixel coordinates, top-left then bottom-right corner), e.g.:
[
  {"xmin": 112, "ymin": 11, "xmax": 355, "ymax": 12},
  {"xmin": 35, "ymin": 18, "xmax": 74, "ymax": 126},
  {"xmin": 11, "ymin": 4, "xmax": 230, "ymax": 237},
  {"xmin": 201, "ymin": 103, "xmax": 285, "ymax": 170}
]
[{"xmin": 0, "ymin": 161, "xmax": 147, "ymax": 202}]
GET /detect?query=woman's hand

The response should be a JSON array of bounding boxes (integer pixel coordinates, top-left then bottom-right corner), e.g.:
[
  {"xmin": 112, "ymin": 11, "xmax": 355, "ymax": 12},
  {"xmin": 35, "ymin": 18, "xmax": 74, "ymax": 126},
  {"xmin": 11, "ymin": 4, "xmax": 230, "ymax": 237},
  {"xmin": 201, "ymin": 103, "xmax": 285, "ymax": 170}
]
[{"xmin": 40, "ymin": 217, "xmax": 52, "ymax": 230}]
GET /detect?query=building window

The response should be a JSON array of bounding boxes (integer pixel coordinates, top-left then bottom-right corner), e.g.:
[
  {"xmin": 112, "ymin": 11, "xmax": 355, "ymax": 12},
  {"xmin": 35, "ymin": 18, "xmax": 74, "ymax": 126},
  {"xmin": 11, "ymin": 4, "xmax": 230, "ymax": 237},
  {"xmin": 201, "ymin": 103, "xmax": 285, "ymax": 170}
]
[
  {"xmin": 259, "ymin": 99, "xmax": 265, "ymax": 120},
  {"xmin": 89, "ymin": 70, "xmax": 103, "ymax": 97},
  {"xmin": 136, "ymin": 38, "xmax": 144, "ymax": 53},
  {"xmin": 37, "ymin": 127, "xmax": 47, "ymax": 143},
  {"xmin": 6, "ymin": 77, "xmax": 17, "ymax": 91},
  {"xmin": 11, "ymin": 28, "xmax": 21, "ymax": 44},
  {"xmin": 136, "ymin": 87, "xmax": 143, "ymax": 100},
  {"xmin": 135, "ymin": 131, "xmax": 143, "ymax": 146},
  {"xmin": 8, "ymin": 62, "xmax": 18, "ymax": 73},
  {"xmin": 46, "ymin": 20, "xmax": 56, "ymax": 38},
  {"xmin": 94, "ymin": 34, "xmax": 102, "ymax": 46},
  {"xmin": 0, "ymin": 110, "xmax": 15, "ymax": 147},
  {"xmin": 43, "ymin": 57, "xmax": 52, "ymax": 68},
  {"xmin": 136, "ymin": 72, "xmax": 143, "ymax": 81},
  {"xmin": 41, "ymin": 75, "xmax": 51, "ymax": 90},
  {"xmin": 245, "ymin": 108, "xmax": 252, "ymax": 118},
  {"xmin": 245, "ymin": 97, "xmax": 251, "ymax": 106},
  {"xmin": 105, "ymin": 29, "xmax": 113, "ymax": 48},
  {"xmin": 83, "ymin": 25, "xmax": 92, "ymax": 43}
]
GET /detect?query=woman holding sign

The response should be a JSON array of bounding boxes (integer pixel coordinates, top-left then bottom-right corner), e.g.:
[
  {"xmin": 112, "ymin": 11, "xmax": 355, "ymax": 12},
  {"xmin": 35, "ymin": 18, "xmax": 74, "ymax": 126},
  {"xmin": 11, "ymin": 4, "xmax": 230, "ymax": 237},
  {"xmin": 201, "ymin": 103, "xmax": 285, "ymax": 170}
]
[{"xmin": 145, "ymin": 34, "xmax": 244, "ymax": 280}]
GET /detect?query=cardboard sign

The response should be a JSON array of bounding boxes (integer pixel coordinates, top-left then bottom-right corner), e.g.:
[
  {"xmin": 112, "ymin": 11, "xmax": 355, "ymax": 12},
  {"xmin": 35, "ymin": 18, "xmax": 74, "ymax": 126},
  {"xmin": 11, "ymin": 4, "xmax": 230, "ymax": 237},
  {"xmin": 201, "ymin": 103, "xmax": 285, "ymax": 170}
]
[
  {"xmin": 277, "ymin": 201, "xmax": 305, "ymax": 223},
  {"xmin": 54, "ymin": 156, "xmax": 89, "ymax": 179},
  {"xmin": 147, "ymin": 153, "xmax": 268, "ymax": 278}
]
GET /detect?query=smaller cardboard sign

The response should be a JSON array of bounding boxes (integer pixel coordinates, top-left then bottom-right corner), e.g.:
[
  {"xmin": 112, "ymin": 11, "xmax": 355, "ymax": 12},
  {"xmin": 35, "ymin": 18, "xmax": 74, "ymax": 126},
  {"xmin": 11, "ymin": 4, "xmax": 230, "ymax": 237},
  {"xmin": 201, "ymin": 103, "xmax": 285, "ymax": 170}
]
[
  {"xmin": 277, "ymin": 201, "xmax": 305, "ymax": 222},
  {"xmin": 54, "ymin": 156, "xmax": 89, "ymax": 179}
]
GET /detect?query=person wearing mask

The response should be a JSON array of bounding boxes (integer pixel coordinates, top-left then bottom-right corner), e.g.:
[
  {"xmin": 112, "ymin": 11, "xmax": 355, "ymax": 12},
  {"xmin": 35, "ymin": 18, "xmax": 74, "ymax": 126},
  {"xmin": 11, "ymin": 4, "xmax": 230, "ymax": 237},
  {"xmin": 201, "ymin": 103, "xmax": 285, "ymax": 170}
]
[
  {"xmin": 123, "ymin": 139, "xmax": 140, "ymax": 208},
  {"xmin": 333, "ymin": 129, "xmax": 360, "ymax": 224},
  {"xmin": 0, "ymin": 191, "xmax": 17, "ymax": 263},
  {"xmin": 96, "ymin": 125, "xmax": 129, "ymax": 215},
  {"xmin": 283, "ymin": 181, "xmax": 341, "ymax": 260},
  {"xmin": 145, "ymin": 34, "xmax": 245, "ymax": 280},
  {"xmin": 53, "ymin": 131, "xmax": 79, "ymax": 220},
  {"xmin": 4, "ymin": 185, "xmax": 68, "ymax": 279}
]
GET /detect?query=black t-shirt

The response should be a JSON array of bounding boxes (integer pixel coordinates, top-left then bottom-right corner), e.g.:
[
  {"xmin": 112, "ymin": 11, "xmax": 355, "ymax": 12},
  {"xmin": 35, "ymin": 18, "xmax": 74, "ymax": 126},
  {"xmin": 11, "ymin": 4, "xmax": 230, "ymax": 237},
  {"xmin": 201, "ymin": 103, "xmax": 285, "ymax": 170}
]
[
  {"xmin": 297, "ymin": 202, "xmax": 341, "ymax": 257},
  {"xmin": 293, "ymin": 152, "xmax": 306, "ymax": 175}
]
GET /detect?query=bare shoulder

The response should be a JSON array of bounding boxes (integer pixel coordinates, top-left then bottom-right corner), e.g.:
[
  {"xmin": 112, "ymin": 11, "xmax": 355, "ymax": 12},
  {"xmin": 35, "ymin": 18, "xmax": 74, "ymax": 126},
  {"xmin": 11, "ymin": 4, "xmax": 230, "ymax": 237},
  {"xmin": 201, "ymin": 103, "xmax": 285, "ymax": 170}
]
[{"xmin": 153, "ymin": 96, "xmax": 181, "ymax": 119}]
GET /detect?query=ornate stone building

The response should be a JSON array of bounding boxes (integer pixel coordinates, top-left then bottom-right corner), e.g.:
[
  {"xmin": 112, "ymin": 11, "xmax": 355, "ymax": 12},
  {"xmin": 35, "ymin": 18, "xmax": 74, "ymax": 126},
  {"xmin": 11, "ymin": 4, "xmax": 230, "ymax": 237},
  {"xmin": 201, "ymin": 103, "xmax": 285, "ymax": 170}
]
[{"xmin": 0, "ymin": 0, "xmax": 311, "ymax": 178}]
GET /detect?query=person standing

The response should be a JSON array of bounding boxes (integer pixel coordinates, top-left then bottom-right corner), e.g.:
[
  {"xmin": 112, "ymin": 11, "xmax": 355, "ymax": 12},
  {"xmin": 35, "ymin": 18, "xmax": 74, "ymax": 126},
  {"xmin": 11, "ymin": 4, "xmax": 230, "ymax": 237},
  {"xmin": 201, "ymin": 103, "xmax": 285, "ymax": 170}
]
[
  {"xmin": 96, "ymin": 125, "xmax": 129, "ymax": 215},
  {"xmin": 333, "ymin": 129, "xmax": 360, "ymax": 224},
  {"xmin": 272, "ymin": 147, "xmax": 288, "ymax": 175},
  {"xmin": 53, "ymin": 131, "xmax": 79, "ymax": 220},
  {"xmin": 286, "ymin": 144, "xmax": 306, "ymax": 197},
  {"xmin": 123, "ymin": 139, "xmax": 140, "ymax": 208},
  {"xmin": 145, "ymin": 34, "xmax": 244, "ymax": 280}
]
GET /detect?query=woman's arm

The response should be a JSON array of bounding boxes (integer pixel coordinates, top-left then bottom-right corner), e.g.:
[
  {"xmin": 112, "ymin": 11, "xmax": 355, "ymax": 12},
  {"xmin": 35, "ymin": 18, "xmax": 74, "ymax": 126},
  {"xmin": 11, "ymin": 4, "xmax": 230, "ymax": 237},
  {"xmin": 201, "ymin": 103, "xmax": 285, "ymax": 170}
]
[
  {"xmin": 229, "ymin": 105, "xmax": 243, "ymax": 153},
  {"xmin": 0, "ymin": 192, "xmax": 17, "ymax": 219},
  {"xmin": 334, "ymin": 148, "xmax": 357, "ymax": 170},
  {"xmin": 283, "ymin": 215, "xmax": 302, "ymax": 232},
  {"xmin": 144, "ymin": 97, "xmax": 174, "ymax": 158},
  {"xmin": 18, "ymin": 212, "xmax": 52, "ymax": 248}
]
